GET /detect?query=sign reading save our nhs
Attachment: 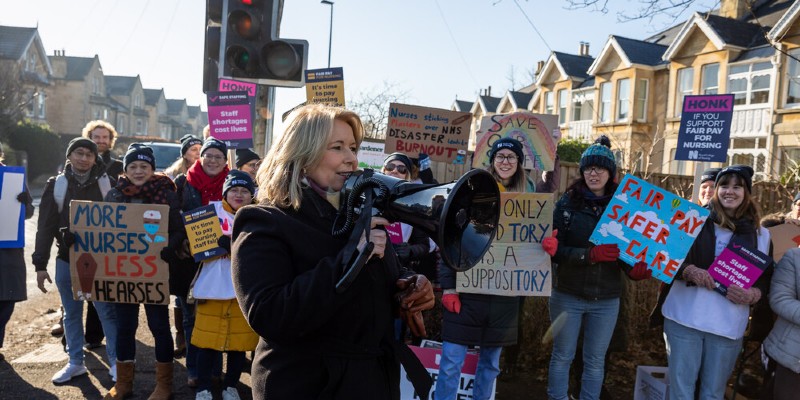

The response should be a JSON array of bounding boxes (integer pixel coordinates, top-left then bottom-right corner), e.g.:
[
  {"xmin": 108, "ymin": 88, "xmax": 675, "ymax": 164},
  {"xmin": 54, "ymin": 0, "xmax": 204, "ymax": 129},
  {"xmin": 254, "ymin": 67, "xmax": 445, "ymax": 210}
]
[{"xmin": 675, "ymin": 94, "xmax": 734, "ymax": 162}]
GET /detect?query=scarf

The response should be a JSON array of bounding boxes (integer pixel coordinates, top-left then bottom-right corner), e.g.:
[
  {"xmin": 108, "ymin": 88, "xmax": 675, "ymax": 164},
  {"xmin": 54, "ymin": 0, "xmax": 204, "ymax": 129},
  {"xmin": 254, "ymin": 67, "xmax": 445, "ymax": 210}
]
[
  {"xmin": 304, "ymin": 175, "xmax": 341, "ymax": 210},
  {"xmin": 689, "ymin": 210, "xmax": 757, "ymax": 270},
  {"xmin": 185, "ymin": 159, "xmax": 229, "ymax": 206},
  {"xmin": 117, "ymin": 173, "xmax": 176, "ymax": 205}
]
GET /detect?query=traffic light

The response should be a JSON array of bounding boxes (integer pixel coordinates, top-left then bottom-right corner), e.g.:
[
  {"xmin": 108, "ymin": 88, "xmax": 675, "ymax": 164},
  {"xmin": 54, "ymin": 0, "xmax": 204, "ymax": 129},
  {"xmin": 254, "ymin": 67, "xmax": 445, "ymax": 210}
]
[
  {"xmin": 202, "ymin": 0, "xmax": 222, "ymax": 93},
  {"xmin": 220, "ymin": 0, "xmax": 309, "ymax": 88}
]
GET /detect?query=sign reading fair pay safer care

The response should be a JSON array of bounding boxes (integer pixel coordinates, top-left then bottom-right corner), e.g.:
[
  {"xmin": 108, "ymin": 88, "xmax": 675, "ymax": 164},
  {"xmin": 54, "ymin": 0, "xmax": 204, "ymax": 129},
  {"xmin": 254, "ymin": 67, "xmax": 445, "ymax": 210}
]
[
  {"xmin": 675, "ymin": 94, "xmax": 734, "ymax": 162},
  {"xmin": 207, "ymin": 90, "xmax": 253, "ymax": 149}
]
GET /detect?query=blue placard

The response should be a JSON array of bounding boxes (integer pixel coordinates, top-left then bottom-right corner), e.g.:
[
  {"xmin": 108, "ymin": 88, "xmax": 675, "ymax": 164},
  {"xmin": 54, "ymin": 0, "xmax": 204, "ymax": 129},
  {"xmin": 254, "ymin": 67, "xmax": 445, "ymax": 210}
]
[
  {"xmin": 0, "ymin": 166, "xmax": 26, "ymax": 248},
  {"xmin": 588, "ymin": 174, "xmax": 710, "ymax": 283},
  {"xmin": 675, "ymin": 94, "xmax": 734, "ymax": 162}
]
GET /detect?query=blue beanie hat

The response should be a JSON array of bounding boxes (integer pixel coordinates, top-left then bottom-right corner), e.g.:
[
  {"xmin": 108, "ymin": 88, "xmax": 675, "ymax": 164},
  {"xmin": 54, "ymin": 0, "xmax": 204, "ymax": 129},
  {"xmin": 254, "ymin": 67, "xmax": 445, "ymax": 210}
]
[
  {"xmin": 123, "ymin": 143, "xmax": 156, "ymax": 171},
  {"xmin": 200, "ymin": 137, "xmax": 227, "ymax": 158},
  {"xmin": 580, "ymin": 135, "xmax": 616, "ymax": 176},
  {"xmin": 489, "ymin": 137, "xmax": 525, "ymax": 165},
  {"xmin": 180, "ymin": 134, "xmax": 203, "ymax": 157},
  {"xmin": 223, "ymin": 169, "xmax": 255, "ymax": 197}
]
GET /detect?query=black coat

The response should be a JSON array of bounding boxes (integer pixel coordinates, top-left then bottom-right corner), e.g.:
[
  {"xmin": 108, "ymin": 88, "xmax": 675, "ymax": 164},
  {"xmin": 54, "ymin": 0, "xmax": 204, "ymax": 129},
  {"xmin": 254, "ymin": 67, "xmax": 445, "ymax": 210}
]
[
  {"xmin": 170, "ymin": 173, "xmax": 203, "ymax": 297},
  {"xmin": 101, "ymin": 151, "xmax": 123, "ymax": 184},
  {"xmin": 232, "ymin": 188, "xmax": 417, "ymax": 400}
]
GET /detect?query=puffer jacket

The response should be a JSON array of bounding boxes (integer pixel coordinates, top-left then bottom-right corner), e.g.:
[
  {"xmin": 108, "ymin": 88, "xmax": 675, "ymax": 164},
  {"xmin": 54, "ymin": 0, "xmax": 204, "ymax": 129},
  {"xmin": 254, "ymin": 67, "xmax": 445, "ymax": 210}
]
[
  {"xmin": 551, "ymin": 190, "xmax": 629, "ymax": 300},
  {"xmin": 763, "ymin": 248, "xmax": 800, "ymax": 373}
]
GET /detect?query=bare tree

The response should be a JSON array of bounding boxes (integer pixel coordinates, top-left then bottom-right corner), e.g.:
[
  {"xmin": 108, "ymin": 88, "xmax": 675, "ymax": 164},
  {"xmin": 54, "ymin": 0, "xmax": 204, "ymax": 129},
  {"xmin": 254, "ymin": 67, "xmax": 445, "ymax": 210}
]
[
  {"xmin": 0, "ymin": 63, "xmax": 37, "ymax": 138},
  {"xmin": 564, "ymin": 0, "xmax": 700, "ymax": 23},
  {"xmin": 348, "ymin": 81, "xmax": 411, "ymax": 140}
]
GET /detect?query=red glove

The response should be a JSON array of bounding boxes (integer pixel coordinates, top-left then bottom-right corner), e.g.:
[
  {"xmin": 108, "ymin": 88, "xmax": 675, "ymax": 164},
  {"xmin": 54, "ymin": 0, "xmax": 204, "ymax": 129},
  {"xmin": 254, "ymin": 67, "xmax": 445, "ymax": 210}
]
[
  {"xmin": 589, "ymin": 244, "xmax": 620, "ymax": 263},
  {"xmin": 441, "ymin": 293, "xmax": 461, "ymax": 314},
  {"xmin": 628, "ymin": 261, "xmax": 651, "ymax": 281},
  {"xmin": 542, "ymin": 229, "xmax": 558, "ymax": 257}
]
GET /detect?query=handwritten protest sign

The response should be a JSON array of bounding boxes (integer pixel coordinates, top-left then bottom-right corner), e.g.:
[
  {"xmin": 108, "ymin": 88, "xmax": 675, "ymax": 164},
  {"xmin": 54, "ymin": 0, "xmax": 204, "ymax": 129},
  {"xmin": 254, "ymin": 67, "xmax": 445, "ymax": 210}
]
[
  {"xmin": 305, "ymin": 67, "xmax": 345, "ymax": 107},
  {"xmin": 675, "ymin": 94, "xmax": 734, "ymax": 162},
  {"xmin": 767, "ymin": 223, "xmax": 800, "ymax": 263},
  {"xmin": 385, "ymin": 103, "xmax": 471, "ymax": 163},
  {"xmin": 400, "ymin": 340, "xmax": 495, "ymax": 400},
  {"xmin": 473, "ymin": 112, "xmax": 558, "ymax": 171},
  {"xmin": 457, "ymin": 192, "xmax": 553, "ymax": 296},
  {"xmin": 0, "ymin": 166, "xmax": 26, "ymax": 248},
  {"xmin": 358, "ymin": 140, "xmax": 386, "ymax": 170},
  {"xmin": 69, "ymin": 201, "xmax": 170, "ymax": 305},
  {"xmin": 182, "ymin": 205, "xmax": 226, "ymax": 262},
  {"xmin": 708, "ymin": 242, "xmax": 771, "ymax": 296},
  {"xmin": 207, "ymin": 90, "xmax": 253, "ymax": 149},
  {"xmin": 589, "ymin": 175, "xmax": 709, "ymax": 284}
]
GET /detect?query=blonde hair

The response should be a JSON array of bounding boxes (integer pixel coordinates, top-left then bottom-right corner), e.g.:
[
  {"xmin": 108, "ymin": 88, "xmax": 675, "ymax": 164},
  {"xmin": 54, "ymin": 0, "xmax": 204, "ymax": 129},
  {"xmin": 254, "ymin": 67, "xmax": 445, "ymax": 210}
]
[
  {"xmin": 81, "ymin": 120, "xmax": 118, "ymax": 149},
  {"xmin": 710, "ymin": 174, "xmax": 761, "ymax": 231},
  {"xmin": 256, "ymin": 104, "xmax": 364, "ymax": 209},
  {"xmin": 165, "ymin": 157, "xmax": 192, "ymax": 178}
]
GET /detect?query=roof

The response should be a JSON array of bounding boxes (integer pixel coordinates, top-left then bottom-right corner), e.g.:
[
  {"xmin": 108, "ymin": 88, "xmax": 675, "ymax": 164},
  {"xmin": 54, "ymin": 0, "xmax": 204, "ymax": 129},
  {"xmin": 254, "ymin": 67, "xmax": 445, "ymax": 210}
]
[
  {"xmin": 52, "ymin": 56, "xmax": 97, "ymax": 81},
  {"xmin": 0, "ymin": 26, "xmax": 37, "ymax": 60},
  {"xmin": 575, "ymin": 76, "xmax": 595, "ymax": 90},
  {"xmin": 166, "ymin": 99, "xmax": 186, "ymax": 115},
  {"xmin": 478, "ymin": 95, "xmax": 501, "ymax": 113},
  {"xmin": 143, "ymin": 88, "xmax": 164, "ymax": 106},
  {"xmin": 452, "ymin": 99, "xmax": 473, "ymax": 112},
  {"xmin": 187, "ymin": 105, "xmax": 201, "ymax": 118},
  {"xmin": 769, "ymin": 0, "xmax": 800, "ymax": 40},
  {"xmin": 588, "ymin": 35, "xmax": 668, "ymax": 75},
  {"xmin": 663, "ymin": 12, "xmax": 769, "ymax": 61},
  {"xmin": 553, "ymin": 52, "xmax": 594, "ymax": 80},
  {"xmin": 105, "ymin": 75, "xmax": 138, "ymax": 95},
  {"xmin": 732, "ymin": 45, "xmax": 775, "ymax": 62},
  {"xmin": 509, "ymin": 91, "xmax": 534, "ymax": 109}
]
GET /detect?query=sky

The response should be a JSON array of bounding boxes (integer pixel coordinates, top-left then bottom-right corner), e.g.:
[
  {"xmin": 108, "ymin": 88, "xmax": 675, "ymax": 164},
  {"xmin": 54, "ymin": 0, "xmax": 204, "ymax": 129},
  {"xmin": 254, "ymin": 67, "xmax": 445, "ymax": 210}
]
[{"xmin": 1, "ymin": 0, "xmax": 716, "ymax": 136}]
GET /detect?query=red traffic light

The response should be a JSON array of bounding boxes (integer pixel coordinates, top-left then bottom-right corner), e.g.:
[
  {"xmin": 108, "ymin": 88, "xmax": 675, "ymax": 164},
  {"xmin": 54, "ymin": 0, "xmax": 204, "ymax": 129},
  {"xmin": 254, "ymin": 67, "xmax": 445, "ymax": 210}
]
[{"xmin": 228, "ymin": 10, "xmax": 260, "ymax": 39}]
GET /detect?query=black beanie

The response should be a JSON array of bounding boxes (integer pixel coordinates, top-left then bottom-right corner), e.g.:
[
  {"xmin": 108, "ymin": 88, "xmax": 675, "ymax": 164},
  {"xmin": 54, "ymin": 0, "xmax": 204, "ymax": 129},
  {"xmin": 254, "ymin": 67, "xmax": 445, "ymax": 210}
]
[
  {"xmin": 223, "ymin": 169, "xmax": 255, "ymax": 197},
  {"xmin": 383, "ymin": 152, "xmax": 413, "ymax": 172},
  {"xmin": 180, "ymin": 134, "xmax": 203, "ymax": 156},
  {"xmin": 489, "ymin": 137, "xmax": 525, "ymax": 165},
  {"xmin": 700, "ymin": 167, "xmax": 722, "ymax": 184},
  {"xmin": 579, "ymin": 135, "xmax": 616, "ymax": 176},
  {"xmin": 200, "ymin": 137, "xmax": 227, "ymax": 158},
  {"xmin": 66, "ymin": 137, "xmax": 98, "ymax": 159},
  {"xmin": 123, "ymin": 143, "xmax": 156, "ymax": 171},
  {"xmin": 235, "ymin": 148, "xmax": 260, "ymax": 169},
  {"xmin": 715, "ymin": 164, "xmax": 754, "ymax": 192}
]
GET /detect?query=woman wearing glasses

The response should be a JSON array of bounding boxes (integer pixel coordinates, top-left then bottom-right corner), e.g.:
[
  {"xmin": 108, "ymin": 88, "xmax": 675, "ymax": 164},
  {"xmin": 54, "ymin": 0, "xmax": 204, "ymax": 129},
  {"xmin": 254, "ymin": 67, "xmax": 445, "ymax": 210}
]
[{"xmin": 546, "ymin": 135, "xmax": 650, "ymax": 400}]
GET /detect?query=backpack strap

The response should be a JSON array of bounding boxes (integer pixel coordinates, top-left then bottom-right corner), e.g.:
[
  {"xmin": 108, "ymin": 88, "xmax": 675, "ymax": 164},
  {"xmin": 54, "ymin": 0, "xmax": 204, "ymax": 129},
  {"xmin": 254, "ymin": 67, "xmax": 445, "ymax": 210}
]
[
  {"xmin": 53, "ymin": 174, "xmax": 68, "ymax": 213},
  {"xmin": 98, "ymin": 174, "xmax": 112, "ymax": 199}
]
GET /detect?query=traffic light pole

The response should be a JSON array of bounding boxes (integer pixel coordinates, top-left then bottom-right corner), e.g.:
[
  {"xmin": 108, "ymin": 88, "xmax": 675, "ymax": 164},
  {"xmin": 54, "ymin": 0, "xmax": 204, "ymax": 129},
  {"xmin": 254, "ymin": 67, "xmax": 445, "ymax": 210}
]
[{"xmin": 253, "ymin": 85, "xmax": 275, "ymax": 156}]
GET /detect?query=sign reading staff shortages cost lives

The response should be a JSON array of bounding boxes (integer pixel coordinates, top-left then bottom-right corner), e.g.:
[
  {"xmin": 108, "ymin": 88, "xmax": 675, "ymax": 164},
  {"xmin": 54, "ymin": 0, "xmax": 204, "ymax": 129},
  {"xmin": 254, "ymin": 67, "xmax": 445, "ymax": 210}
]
[{"xmin": 675, "ymin": 94, "xmax": 734, "ymax": 162}]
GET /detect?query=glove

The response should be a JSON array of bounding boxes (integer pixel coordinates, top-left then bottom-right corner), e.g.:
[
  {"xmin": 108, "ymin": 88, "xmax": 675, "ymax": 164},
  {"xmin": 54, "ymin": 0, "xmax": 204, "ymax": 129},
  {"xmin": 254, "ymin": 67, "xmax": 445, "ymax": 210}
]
[
  {"xmin": 160, "ymin": 247, "xmax": 178, "ymax": 264},
  {"xmin": 682, "ymin": 264, "xmax": 715, "ymax": 289},
  {"xmin": 396, "ymin": 274, "xmax": 434, "ymax": 312},
  {"xmin": 589, "ymin": 244, "xmax": 620, "ymax": 263},
  {"xmin": 17, "ymin": 192, "xmax": 28, "ymax": 203},
  {"xmin": 393, "ymin": 243, "xmax": 412, "ymax": 262},
  {"xmin": 628, "ymin": 261, "xmax": 652, "ymax": 281},
  {"xmin": 217, "ymin": 235, "xmax": 231, "ymax": 252},
  {"xmin": 59, "ymin": 227, "xmax": 75, "ymax": 247},
  {"xmin": 542, "ymin": 229, "xmax": 558, "ymax": 257},
  {"xmin": 400, "ymin": 309, "xmax": 427, "ymax": 338},
  {"xmin": 418, "ymin": 153, "xmax": 431, "ymax": 171},
  {"xmin": 441, "ymin": 293, "xmax": 461, "ymax": 314},
  {"xmin": 726, "ymin": 285, "xmax": 761, "ymax": 305}
]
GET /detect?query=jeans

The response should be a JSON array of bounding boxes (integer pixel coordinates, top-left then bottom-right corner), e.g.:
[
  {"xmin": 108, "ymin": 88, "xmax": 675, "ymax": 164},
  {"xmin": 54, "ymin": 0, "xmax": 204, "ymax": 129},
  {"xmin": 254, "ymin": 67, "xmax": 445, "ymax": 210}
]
[
  {"xmin": 197, "ymin": 348, "xmax": 246, "ymax": 392},
  {"xmin": 54, "ymin": 258, "xmax": 118, "ymax": 366},
  {"xmin": 175, "ymin": 295, "xmax": 198, "ymax": 377},
  {"xmin": 547, "ymin": 289, "xmax": 619, "ymax": 400},
  {"xmin": 663, "ymin": 318, "xmax": 742, "ymax": 400},
  {"xmin": 0, "ymin": 301, "xmax": 14, "ymax": 348},
  {"xmin": 116, "ymin": 302, "xmax": 173, "ymax": 363},
  {"xmin": 434, "ymin": 341, "xmax": 501, "ymax": 400}
]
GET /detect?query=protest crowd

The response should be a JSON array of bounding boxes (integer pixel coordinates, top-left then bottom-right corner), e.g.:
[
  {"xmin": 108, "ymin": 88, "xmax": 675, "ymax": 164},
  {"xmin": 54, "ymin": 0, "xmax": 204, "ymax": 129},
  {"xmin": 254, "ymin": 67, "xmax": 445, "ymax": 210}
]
[{"xmin": 2, "ymin": 103, "xmax": 800, "ymax": 400}]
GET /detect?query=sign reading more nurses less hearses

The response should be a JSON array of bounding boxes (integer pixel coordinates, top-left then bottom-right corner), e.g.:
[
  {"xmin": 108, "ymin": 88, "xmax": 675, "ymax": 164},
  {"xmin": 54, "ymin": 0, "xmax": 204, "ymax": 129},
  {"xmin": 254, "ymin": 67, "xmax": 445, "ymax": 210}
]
[
  {"xmin": 675, "ymin": 94, "xmax": 734, "ymax": 162},
  {"xmin": 589, "ymin": 175, "xmax": 709, "ymax": 284}
]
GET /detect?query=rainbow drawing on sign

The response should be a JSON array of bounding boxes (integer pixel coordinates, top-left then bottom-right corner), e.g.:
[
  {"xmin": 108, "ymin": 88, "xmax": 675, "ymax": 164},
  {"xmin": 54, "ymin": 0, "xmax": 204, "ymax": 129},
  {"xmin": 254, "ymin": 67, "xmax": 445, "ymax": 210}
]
[{"xmin": 473, "ymin": 112, "xmax": 557, "ymax": 171}]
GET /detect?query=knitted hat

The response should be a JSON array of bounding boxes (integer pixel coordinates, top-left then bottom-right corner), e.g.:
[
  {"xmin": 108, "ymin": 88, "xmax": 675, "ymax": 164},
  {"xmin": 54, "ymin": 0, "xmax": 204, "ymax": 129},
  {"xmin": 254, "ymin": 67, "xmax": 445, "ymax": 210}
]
[
  {"xmin": 579, "ymin": 135, "xmax": 616, "ymax": 176},
  {"xmin": 383, "ymin": 152, "xmax": 413, "ymax": 172},
  {"xmin": 223, "ymin": 169, "xmax": 255, "ymax": 197},
  {"xmin": 200, "ymin": 137, "xmax": 227, "ymax": 158},
  {"xmin": 489, "ymin": 137, "xmax": 525, "ymax": 165},
  {"xmin": 180, "ymin": 134, "xmax": 203, "ymax": 157},
  {"xmin": 123, "ymin": 143, "xmax": 156, "ymax": 171},
  {"xmin": 66, "ymin": 137, "xmax": 98, "ymax": 158},
  {"xmin": 700, "ymin": 167, "xmax": 722, "ymax": 184},
  {"xmin": 715, "ymin": 164, "xmax": 754, "ymax": 192},
  {"xmin": 235, "ymin": 148, "xmax": 260, "ymax": 169}
]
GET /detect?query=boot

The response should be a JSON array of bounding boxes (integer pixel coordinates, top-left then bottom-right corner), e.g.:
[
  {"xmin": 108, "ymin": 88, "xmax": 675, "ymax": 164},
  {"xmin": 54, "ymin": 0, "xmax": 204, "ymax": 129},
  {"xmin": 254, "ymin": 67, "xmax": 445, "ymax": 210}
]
[
  {"xmin": 103, "ymin": 361, "xmax": 134, "ymax": 400},
  {"xmin": 173, "ymin": 307, "xmax": 185, "ymax": 358},
  {"xmin": 148, "ymin": 361, "xmax": 173, "ymax": 400}
]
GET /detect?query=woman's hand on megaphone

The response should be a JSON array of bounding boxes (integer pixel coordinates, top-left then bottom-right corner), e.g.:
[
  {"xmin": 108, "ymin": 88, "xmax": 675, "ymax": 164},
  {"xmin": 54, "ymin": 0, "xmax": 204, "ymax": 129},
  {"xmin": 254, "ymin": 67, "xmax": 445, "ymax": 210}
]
[
  {"xmin": 396, "ymin": 274, "xmax": 435, "ymax": 313},
  {"xmin": 359, "ymin": 217, "xmax": 390, "ymax": 259}
]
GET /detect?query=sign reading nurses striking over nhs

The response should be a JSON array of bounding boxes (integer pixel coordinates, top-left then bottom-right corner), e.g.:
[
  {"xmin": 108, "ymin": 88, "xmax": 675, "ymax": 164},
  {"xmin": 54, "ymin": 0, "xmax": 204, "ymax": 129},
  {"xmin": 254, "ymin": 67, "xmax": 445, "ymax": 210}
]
[{"xmin": 675, "ymin": 94, "xmax": 734, "ymax": 162}]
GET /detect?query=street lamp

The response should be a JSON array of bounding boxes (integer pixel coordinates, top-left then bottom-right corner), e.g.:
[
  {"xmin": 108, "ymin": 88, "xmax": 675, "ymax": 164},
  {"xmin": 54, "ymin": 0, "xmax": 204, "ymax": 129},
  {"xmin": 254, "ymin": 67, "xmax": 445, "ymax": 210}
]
[{"xmin": 321, "ymin": 0, "xmax": 334, "ymax": 68}]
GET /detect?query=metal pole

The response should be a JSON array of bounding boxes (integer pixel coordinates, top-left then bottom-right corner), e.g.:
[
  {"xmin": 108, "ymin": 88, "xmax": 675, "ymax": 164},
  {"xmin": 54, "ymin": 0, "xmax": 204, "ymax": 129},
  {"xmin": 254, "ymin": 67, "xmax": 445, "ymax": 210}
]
[{"xmin": 322, "ymin": 1, "xmax": 334, "ymax": 68}]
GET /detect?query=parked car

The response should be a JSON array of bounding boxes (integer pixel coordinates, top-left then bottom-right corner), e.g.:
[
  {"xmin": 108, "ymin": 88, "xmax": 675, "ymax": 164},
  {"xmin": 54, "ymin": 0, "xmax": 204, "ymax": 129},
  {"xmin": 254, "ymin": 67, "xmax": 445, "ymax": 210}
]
[{"xmin": 142, "ymin": 142, "xmax": 182, "ymax": 172}]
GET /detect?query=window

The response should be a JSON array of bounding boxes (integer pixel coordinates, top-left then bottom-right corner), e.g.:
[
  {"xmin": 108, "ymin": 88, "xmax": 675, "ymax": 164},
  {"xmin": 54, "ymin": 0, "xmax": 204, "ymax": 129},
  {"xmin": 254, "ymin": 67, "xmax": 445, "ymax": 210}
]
[
  {"xmin": 728, "ymin": 62, "xmax": 771, "ymax": 106},
  {"xmin": 636, "ymin": 79, "xmax": 649, "ymax": 121},
  {"xmin": 599, "ymin": 82, "xmax": 611, "ymax": 123},
  {"xmin": 701, "ymin": 63, "xmax": 719, "ymax": 94},
  {"xmin": 136, "ymin": 119, "xmax": 144, "ymax": 134},
  {"xmin": 669, "ymin": 148, "xmax": 686, "ymax": 175},
  {"xmin": 118, "ymin": 116, "xmax": 126, "ymax": 134},
  {"xmin": 134, "ymin": 94, "xmax": 142, "ymax": 108},
  {"xmin": 545, "ymin": 92, "xmax": 554, "ymax": 114},
  {"xmin": 558, "ymin": 89, "xmax": 568, "ymax": 124},
  {"xmin": 787, "ymin": 49, "xmax": 800, "ymax": 106},
  {"xmin": 37, "ymin": 92, "xmax": 46, "ymax": 118},
  {"xmin": 675, "ymin": 67, "xmax": 694, "ymax": 117},
  {"xmin": 617, "ymin": 78, "xmax": 631, "ymax": 121}
]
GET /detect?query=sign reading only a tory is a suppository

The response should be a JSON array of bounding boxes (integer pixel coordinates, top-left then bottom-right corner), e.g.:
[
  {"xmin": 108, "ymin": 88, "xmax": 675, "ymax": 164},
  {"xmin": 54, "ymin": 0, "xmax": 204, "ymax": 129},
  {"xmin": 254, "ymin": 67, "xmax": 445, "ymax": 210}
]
[
  {"xmin": 457, "ymin": 192, "xmax": 553, "ymax": 296},
  {"xmin": 385, "ymin": 103, "xmax": 471, "ymax": 163},
  {"xmin": 69, "ymin": 201, "xmax": 170, "ymax": 305},
  {"xmin": 675, "ymin": 94, "xmax": 734, "ymax": 162},
  {"xmin": 588, "ymin": 175, "xmax": 709, "ymax": 284}
]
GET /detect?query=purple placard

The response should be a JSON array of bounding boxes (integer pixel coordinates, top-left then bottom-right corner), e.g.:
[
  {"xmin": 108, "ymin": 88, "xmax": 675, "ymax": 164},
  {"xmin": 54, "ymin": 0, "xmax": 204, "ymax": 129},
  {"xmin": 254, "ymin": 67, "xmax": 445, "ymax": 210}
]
[
  {"xmin": 708, "ymin": 242, "xmax": 771, "ymax": 296},
  {"xmin": 682, "ymin": 95, "xmax": 734, "ymax": 113},
  {"xmin": 207, "ymin": 90, "xmax": 253, "ymax": 149}
]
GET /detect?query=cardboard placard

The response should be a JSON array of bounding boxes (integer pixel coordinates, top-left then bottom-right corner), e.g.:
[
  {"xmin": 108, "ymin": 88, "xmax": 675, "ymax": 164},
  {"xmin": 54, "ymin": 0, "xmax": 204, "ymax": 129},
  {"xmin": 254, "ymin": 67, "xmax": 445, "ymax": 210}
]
[
  {"xmin": 69, "ymin": 201, "xmax": 170, "ymax": 305},
  {"xmin": 385, "ymin": 103, "xmax": 471, "ymax": 163},
  {"xmin": 767, "ymin": 223, "xmax": 800, "ymax": 263},
  {"xmin": 358, "ymin": 140, "xmax": 386, "ymax": 171},
  {"xmin": 473, "ymin": 112, "xmax": 558, "ymax": 171},
  {"xmin": 305, "ymin": 67, "xmax": 345, "ymax": 107},
  {"xmin": 182, "ymin": 204, "xmax": 226, "ymax": 262},
  {"xmin": 708, "ymin": 242, "xmax": 771, "ymax": 296},
  {"xmin": 0, "ymin": 166, "xmax": 26, "ymax": 248},
  {"xmin": 589, "ymin": 175, "xmax": 709, "ymax": 284},
  {"xmin": 456, "ymin": 193, "xmax": 553, "ymax": 296},
  {"xmin": 675, "ymin": 94, "xmax": 734, "ymax": 162},
  {"xmin": 400, "ymin": 340, "xmax": 495, "ymax": 400},
  {"xmin": 207, "ymin": 90, "xmax": 253, "ymax": 149},
  {"xmin": 634, "ymin": 365, "xmax": 669, "ymax": 400}
]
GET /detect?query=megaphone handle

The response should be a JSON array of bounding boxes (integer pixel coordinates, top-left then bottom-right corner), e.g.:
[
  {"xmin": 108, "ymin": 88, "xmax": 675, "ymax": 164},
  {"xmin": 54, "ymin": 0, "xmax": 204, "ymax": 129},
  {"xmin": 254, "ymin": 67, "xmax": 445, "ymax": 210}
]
[{"xmin": 335, "ymin": 241, "xmax": 374, "ymax": 293}]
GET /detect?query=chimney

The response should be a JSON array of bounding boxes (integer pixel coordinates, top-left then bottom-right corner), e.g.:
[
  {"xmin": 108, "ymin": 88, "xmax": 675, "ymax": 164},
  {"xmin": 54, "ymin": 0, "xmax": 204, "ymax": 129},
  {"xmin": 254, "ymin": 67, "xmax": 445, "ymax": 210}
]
[
  {"xmin": 579, "ymin": 41, "xmax": 590, "ymax": 56},
  {"xmin": 535, "ymin": 60, "xmax": 545, "ymax": 76},
  {"xmin": 487, "ymin": 86, "xmax": 492, "ymax": 97},
  {"xmin": 720, "ymin": 0, "xmax": 751, "ymax": 20}
]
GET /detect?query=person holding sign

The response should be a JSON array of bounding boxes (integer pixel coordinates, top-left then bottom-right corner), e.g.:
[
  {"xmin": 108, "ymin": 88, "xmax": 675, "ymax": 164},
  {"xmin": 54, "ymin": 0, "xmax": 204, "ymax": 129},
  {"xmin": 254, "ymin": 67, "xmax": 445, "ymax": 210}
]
[
  {"xmin": 101, "ymin": 144, "xmax": 184, "ymax": 400},
  {"xmin": 231, "ymin": 104, "xmax": 435, "ymax": 400},
  {"xmin": 192, "ymin": 170, "xmax": 259, "ymax": 400},
  {"xmin": 763, "ymin": 248, "xmax": 800, "ymax": 400},
  {"xmin": 547, "ymin": 136, "xmax": 649, "ymax": 400},
  {"xmin": 32, "ymin": 138, "xmax": 119, "ymax": 384},
  {"xmin": 436, "ymin": 137, "xmax": 547, "ymax": 400},
  {"xmin": 659, "ymin": 165, "xmax": 771, "ymax": 400}
]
